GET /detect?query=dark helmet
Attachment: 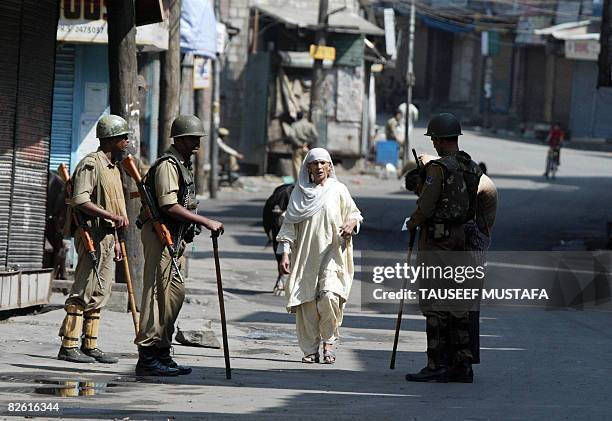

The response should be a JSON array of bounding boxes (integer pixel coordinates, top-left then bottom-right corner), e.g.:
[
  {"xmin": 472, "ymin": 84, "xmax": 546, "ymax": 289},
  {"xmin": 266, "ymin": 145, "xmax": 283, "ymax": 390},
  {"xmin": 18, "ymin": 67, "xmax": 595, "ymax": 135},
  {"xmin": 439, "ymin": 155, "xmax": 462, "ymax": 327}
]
[
  {"xmin": 96, "ymin": 114, "xmax": 130, "ymax": 139},
  {"xmin": 170, "ymin": 115, "xmax": 205, "ymax": 138},
  {"xmin": 424, "ymin": 113, "xmax": 462, "ymax": 138}
]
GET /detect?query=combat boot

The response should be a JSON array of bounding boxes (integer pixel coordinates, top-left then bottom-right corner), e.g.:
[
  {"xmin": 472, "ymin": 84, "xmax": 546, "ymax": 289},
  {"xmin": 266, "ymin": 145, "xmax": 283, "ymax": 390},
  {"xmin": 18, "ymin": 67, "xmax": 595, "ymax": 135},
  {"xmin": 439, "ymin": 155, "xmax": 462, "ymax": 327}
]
[
  {"xmin": 157, "ymin": 347, "xmax": 192, "ymax": 375},
  {"xmin": 81, "ymin": 309, "xmax": 118, "ymax": 364},
  {"xmin": 448, "ymin": 363, "xmax": 473, "ymax": 383},
  {"xmin": 405, "ymin": 366, "xmax": 449, "ymax": 382},
  {"xmin": 135, "ymin": 346, "xmax": 180, "ymax": 377},
  {"xmin": 58, "ymin": 303, "xmax": 95, "ymax": 363}
]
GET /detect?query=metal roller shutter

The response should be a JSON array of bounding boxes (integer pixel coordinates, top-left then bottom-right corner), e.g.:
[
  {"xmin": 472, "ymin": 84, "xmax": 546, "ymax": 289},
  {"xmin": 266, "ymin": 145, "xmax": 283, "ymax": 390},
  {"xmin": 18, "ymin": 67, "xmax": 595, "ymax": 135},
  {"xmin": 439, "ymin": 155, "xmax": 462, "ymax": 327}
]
[
  {"xmin": 0, "ymin": 0, "xmax": 23, "ymax": 268},
  {"xmin": 50, "ymin": 44, "xmax": 76, "ymax": 172},
  {"xmin": 4, "ymin": 0, "xmax": 59, "ymax": 270}
]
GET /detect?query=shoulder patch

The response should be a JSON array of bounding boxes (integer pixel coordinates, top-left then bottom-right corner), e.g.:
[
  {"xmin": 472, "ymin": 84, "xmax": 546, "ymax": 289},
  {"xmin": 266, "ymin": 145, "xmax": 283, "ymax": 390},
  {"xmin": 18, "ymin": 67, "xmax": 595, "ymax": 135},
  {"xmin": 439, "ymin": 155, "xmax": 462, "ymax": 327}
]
[{"xmin": 425, "ymin": 175, "xmax": 434, "ymax": 185}]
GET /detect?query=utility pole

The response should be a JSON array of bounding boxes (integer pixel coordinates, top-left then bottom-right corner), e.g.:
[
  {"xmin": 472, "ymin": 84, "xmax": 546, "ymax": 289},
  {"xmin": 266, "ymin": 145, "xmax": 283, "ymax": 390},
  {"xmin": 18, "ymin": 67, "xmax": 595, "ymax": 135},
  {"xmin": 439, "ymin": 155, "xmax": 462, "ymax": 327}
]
[
  {"xmin": 195, "ymin": 85, "xmax": 211, "ymax": 195},
  {"xmin": 598, "ymin": 0, "xmax": 612, "ymax": 87},
  {"xmin": 403, "ymin": 0, "xmax": 415, "ymax": 165},
  {"xmin": 159, "ymin": 0, "xmax": 181, "ymax": 155},
  {"xmin": 106, "ymin": 0, "xmax": 144, "ymax": 304},
  {"xmin": 209, "ymin": 0, "xmax": 222, "ymax": 198},
  {"xmin": 309, "ymin": 0, "xmax": 329, "ymax": 147}
]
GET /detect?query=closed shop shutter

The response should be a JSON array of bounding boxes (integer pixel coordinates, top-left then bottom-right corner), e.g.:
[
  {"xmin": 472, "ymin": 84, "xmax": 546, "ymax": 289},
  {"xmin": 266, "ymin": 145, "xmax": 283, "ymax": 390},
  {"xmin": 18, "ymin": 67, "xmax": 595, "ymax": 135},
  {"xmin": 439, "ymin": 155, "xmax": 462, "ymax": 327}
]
[
  {"xmin": 570, "ymin": 61, "xmax": 612, "ymax": 139},
  {"xmin": 0, "ymin": 0, "xmax": 22, "ymax": 268},
  {"xmin": 50, "ymin": 44, "xmax": 76, "ymax": 172},
  {"xmin": 4, "ymin": 0, "xmax": 59, "ymax": 270}
]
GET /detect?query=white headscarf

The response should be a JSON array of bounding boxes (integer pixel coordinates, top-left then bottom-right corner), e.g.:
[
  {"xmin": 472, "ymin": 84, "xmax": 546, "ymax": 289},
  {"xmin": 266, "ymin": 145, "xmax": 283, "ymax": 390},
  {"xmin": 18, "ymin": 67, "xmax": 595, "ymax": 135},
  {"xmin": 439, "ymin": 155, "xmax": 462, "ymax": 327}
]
[{"xmin": 284, "ymin": 148, "xmax": 338, "ymax": 224}]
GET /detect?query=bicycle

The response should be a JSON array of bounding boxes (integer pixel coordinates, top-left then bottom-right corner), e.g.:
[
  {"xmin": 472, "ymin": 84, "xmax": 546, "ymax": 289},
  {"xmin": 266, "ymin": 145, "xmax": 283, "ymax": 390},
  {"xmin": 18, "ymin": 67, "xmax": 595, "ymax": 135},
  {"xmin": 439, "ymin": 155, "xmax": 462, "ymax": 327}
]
[{"xmin": 545, "ymin": 147, "xmax": 560, "ymax": 179}]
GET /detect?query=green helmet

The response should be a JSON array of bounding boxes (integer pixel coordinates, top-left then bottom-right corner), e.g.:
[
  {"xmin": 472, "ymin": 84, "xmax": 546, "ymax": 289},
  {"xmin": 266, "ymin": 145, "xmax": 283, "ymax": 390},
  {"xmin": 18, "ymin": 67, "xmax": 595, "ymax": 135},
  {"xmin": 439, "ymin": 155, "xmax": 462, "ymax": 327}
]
[
  {"xmin": 424, "ymin": 113, "xmax": 462, "ymax": 138},
  {"xmin": 96, "ymin": 114, "xmax": 130, "ymax": 139},
  {"xmin": 171, "ymin": 115, "xmax": 205, "ymax": 138}
]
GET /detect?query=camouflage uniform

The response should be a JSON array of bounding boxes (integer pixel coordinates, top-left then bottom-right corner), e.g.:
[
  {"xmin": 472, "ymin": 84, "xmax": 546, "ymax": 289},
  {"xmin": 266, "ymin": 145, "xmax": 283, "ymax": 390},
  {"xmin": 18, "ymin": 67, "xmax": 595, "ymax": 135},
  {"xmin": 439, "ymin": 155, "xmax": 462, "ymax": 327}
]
[{"xmin": 409, "ymin": 151, "xmax": 482, "ymax": 373}]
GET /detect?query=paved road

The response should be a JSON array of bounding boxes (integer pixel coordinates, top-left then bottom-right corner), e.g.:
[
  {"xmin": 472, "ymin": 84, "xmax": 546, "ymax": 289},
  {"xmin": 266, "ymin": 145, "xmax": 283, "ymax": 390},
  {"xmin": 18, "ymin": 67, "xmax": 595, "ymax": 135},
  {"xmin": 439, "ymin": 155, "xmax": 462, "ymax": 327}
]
[{"xmin": 0, "ymin": 132, "xmax": 611, "ymax": 420}]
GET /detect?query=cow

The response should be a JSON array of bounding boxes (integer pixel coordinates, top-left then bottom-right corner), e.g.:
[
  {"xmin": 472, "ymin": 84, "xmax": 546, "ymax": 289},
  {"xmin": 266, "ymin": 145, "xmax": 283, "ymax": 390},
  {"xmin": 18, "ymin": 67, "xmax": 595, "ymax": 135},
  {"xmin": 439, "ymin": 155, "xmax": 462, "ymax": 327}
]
[{"xmin": 262, "ymin": 183, "xmax": 294, "ymax": 295}]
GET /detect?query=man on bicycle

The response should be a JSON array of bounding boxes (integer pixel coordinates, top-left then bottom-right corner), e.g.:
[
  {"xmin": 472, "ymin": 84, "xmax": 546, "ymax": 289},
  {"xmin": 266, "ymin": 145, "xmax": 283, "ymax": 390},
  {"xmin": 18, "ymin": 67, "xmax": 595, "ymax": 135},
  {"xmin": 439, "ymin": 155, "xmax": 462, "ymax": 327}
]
[{"xmin": 544, "ymin": 122, "xmax": 564, "ymax": 178}]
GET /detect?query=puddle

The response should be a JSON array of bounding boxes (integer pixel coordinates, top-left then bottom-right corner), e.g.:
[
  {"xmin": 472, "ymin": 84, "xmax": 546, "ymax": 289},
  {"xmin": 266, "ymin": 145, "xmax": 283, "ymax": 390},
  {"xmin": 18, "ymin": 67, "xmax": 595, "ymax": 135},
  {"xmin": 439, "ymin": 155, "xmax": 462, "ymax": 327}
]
[{"xmin": 0, "ymin": 376, "xmax": 121, "ymax": 397}]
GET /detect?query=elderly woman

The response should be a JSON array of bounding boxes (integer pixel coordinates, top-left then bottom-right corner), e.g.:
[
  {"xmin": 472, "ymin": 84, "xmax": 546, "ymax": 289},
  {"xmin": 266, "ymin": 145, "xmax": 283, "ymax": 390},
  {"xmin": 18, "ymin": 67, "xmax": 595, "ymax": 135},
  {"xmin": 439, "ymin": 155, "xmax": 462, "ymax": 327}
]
[{"xmin": 277, "ymin": 148, "xmax": 363, "ymax": 364}]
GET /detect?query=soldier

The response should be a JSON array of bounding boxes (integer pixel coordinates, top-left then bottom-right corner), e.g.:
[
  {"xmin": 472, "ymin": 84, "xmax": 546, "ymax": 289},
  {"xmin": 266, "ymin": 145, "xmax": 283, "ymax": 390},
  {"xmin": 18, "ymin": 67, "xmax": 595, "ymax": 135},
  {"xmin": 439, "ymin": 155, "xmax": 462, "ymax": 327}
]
[
  {"xmin": 405, "ymin": 113, "xmax": 483, "ymax": 383},
  {"xmin": 288, "ymin": 112, "xmax": 317, "ymax": 182},
  {"xmin": 57, "ymin": 114, "xmax": 130, "ymax": 364},
  {"xmin": 405, "ymin": 153, "xmax": 497, "ymax": 367},
  {"xmin": 134, "ymin": 115, "xmax": 224, "ymax": 376}
]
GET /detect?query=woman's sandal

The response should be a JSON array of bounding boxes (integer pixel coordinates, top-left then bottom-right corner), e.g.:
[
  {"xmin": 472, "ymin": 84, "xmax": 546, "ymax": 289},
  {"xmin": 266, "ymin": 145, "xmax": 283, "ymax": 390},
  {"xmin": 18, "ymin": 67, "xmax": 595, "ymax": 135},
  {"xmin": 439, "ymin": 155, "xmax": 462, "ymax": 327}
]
[
  {"xmin": 323, "ymin": 349, "xmax": 336, "ymax": 364},
  {"xmin": 302, "ymin": 353, "xmax": 320, "ymax": 364}
]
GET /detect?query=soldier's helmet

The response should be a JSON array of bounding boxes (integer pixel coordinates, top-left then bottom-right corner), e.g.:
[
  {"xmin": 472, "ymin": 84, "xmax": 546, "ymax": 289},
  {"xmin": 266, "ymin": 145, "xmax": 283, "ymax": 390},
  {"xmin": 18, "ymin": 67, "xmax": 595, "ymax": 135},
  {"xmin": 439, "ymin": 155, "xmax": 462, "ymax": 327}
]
[
  {"xmin": 96, "ymin": 114, "xmax": 130, "ymax": 139},
  {"xmin": 171, "ymin": 115, "xmax": 206, "ymax": 138},
  {"xmin": 218, "ymin": 127, "xmax": 229, "ymax": 137},
  {"xmin": 424, "ymin": 113, "xmax": 463, "ymax": 138}
]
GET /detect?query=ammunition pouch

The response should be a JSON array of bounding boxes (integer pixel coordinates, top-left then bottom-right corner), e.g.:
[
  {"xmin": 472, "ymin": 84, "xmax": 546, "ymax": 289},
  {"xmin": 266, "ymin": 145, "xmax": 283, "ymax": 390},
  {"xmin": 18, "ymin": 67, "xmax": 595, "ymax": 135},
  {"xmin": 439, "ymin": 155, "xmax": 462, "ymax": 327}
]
[
  {"xmin": 428, "ymin": 223, "xmax": 452, "ymax": 240},
  {"xmin": 183, "ymin": 223, "xmax": 202, "ymax": 244}
]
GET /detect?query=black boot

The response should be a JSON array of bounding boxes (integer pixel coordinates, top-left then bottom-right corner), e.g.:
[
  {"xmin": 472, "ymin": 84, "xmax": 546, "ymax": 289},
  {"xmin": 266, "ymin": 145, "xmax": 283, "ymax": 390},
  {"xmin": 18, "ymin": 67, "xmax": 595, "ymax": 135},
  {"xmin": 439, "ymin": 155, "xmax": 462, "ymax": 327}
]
[
  {"xmin": 157, "ymin": 347, "xmax": 192, "ymax": 375},
  {"xmin": 81, "ymin": 347, "xmax": 119, "ymax": 364},
  {"xmin": 448, "ymin": 362, "xmax": 473, "ymax": 383},
  {"xmin": 135, "ymin": 346, "xmax": 180, "ymax": 377},
  {"xmin": 406, "ymin": 366, "xmax": 449, "ymax": 383},
  {"xmin": 58, "ymin": 346, "xmax": 96, "ymax": 363}
]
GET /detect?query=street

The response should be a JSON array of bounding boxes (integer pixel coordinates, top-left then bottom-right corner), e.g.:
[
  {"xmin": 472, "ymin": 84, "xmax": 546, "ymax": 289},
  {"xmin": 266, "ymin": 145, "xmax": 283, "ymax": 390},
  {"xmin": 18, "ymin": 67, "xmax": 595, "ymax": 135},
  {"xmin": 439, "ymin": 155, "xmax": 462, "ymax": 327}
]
[{"xmin": 1, "ymin": 130, "xmax": 611, "ymax": 420}]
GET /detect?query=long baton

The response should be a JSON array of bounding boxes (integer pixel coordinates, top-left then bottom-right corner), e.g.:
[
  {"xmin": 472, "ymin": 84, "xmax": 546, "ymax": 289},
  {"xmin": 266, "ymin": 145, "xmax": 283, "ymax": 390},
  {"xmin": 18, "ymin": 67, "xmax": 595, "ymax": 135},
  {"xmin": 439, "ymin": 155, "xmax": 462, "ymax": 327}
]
[
  {"xmin": 211, "ymin": 232, "xmax": 231, "ymax": 379},
  {"xmin": 118, "ymin": 235, "xmax": 139, "ymax": 335},
  {"xmin": 390, "ymin": 229, "xmax": 417, "ymax": 369}
]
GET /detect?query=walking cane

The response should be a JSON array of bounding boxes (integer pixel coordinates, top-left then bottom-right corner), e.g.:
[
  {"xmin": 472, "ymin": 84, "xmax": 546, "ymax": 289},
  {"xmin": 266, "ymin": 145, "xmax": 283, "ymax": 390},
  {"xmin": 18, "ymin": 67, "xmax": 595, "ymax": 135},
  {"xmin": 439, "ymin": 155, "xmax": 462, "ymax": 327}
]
[
  {"xmin": 390, "ymin": 228, "xmax": 417, "ymax": 369},
  {"xmin": 211, "ymin": 232, "xmax": 231, "ymax": 379},
  {"xmin": 116, "ymin": 231, "xmax": 139, "ymax": 336}
]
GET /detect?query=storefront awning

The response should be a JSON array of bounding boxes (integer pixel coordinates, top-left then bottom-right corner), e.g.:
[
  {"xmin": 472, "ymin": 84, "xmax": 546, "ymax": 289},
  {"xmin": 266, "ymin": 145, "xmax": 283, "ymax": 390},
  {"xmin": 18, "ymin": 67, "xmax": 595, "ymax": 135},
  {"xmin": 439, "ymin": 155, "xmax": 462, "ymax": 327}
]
[
  {"xmin": 254, "ymin": 5, "xmax": 384, "ymax": 36},
  {"xmin": 534, "ymin": 20, "xmax": 591, "ymax": 40}
]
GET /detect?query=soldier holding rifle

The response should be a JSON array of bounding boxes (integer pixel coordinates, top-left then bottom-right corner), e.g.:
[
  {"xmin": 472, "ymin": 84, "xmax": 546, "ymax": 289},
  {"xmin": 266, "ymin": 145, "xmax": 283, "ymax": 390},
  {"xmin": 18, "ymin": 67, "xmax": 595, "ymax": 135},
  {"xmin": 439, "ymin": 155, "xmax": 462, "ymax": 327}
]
[
  {"xmin": 404, "ymin": 113, "xmax": 483, "ymax": 383},
  {"xmin": 57, "ymin": 115, "xmax": 130, "ymax": 364},
  {"xmin": 132, "ymin": 115, "xmax": 224, "ymax": 377}
]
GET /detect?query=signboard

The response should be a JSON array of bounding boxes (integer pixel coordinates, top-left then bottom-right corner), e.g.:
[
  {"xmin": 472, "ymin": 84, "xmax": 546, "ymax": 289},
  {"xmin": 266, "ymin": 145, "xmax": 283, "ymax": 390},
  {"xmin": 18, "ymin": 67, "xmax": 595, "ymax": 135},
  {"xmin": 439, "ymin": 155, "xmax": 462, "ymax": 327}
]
[
  {"xmin": 309, "ymin": 45, "xmax": 336, "ymax": 61},
  {"xmin": 566, "ymin": 38, "xmax": 600, "ymax": 61},
  {"xmin": 193, "ymin": 57, "xmax": 211, "ymax": 89},
  {"xmin": 383, "ymin": 8, "xmax": 397, "ymax": 59},
  {"xmin": 57, "ymin": 0, "xmax": 168, "ymax": 50}
]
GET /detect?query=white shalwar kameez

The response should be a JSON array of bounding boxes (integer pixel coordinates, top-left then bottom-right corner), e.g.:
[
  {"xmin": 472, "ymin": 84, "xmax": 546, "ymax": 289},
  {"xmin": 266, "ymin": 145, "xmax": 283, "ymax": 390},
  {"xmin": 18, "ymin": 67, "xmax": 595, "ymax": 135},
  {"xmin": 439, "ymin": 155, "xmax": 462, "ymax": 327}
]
[{"xmin": 277, "ymin": 148, "xmax": 362, "ymax": 356}]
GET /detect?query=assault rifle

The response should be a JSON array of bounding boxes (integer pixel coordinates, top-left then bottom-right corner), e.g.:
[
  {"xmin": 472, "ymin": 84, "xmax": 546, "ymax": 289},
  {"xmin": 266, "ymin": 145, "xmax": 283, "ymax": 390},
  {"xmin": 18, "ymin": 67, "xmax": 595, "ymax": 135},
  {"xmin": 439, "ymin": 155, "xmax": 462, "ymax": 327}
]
[
  {"xmin": 121, "ymin": 155, "xmax": 185, "ymax": 283},
  {"xmin": 412, "ymin": 148, "xmax": 421, "ymax": 170},
  {"xmin": 57, "ymin": 163, "xmax": 104, "ymax": 289}
]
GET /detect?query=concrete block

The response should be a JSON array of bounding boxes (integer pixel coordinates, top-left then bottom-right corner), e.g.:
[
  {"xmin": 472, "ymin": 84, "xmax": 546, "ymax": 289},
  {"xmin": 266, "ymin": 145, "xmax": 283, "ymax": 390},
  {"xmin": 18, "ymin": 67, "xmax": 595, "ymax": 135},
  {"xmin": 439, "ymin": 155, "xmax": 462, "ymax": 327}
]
[
  {"xmin": 105, "ymin": 290, "xmax": 128, "ymax": 313},
  {"xmin": 175, "ymin": 319, "xmax": 221, "ymax": 349}
]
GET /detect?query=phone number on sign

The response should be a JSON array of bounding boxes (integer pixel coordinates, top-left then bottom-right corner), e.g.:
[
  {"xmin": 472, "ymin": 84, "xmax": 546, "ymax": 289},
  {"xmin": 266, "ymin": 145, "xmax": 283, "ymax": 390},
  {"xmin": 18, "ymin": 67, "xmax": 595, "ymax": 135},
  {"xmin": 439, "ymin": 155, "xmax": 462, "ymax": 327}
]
[{"xmin": 8, "ymin": 402, "xmax": 60, "ymax": 412}]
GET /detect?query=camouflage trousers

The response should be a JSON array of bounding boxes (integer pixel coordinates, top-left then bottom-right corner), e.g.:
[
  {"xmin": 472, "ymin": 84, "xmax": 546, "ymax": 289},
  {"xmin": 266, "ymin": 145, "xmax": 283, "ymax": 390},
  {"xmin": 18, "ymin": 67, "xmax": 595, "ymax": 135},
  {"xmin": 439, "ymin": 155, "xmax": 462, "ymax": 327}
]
[{"xmin": 423, "ymin": 310, "xmax": 472, "ymax": 369}]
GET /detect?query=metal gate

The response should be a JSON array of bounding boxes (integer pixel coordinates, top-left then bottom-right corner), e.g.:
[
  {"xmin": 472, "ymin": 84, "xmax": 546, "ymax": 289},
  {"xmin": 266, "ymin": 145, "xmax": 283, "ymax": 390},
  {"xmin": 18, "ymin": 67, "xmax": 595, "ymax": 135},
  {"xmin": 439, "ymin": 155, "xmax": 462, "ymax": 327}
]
[{"xmin": 50, "ymin": 44, "xmax": 76, "ymax": 172}]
